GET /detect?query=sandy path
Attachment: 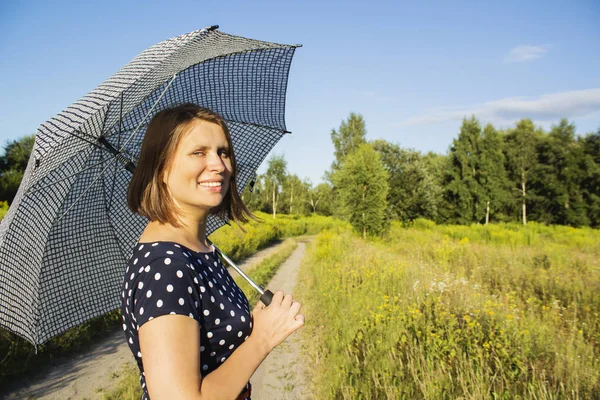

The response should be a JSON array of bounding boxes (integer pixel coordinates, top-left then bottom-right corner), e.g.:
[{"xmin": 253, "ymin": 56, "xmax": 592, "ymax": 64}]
[
  {"xmin": 250, "ymin": 239, "xmax": 311, "ymax": 400},
  {"xmin": 2, "ymin": 239, "xmax": 297, "ymax": 400}
]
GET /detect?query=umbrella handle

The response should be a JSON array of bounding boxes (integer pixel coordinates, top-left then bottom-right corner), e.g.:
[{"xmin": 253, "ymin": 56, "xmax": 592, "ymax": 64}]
[{"xmin": 259, "ymin": 289, "xmax": 274, "ymax": 307}]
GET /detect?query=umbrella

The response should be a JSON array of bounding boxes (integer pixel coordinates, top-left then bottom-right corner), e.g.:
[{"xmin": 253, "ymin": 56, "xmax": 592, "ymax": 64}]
[{"xmin": 0, "ymin": 25, "xmax": 298, "ymax": 348}]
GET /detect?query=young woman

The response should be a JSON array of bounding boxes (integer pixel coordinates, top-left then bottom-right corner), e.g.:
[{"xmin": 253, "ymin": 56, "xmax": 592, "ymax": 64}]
[{"xmin": 121, "ymin": 103, "xmax": 304, "ymax": 400}]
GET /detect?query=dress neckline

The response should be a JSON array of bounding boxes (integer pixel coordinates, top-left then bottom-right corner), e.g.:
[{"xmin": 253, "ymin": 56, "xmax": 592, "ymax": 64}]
[{"xmin": 136, "ymin": 241, "xmax": 216, "ymax": 255}]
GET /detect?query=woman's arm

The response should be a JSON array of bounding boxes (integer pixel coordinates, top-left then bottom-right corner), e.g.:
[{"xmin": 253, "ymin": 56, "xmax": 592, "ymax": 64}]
[{"xmin": 139, "ymin": 290, "xmax": 303, "ymax": 400}]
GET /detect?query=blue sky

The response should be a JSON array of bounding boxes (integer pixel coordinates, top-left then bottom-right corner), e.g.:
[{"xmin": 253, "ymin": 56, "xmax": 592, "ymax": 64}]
[{"xmin": 1, "ymin": 0, "xmax": 599, "ymax": 184}]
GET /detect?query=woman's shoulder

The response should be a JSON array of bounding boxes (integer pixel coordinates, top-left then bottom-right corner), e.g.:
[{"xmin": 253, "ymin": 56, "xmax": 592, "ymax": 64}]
[{"xmin": 130, "ymin": 241, "xmax": 199, "ymax": 266}]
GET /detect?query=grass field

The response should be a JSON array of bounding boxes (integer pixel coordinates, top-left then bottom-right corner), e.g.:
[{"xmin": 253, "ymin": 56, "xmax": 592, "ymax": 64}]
[{"xmin": 296, "ymin": 220, "xmax": 600, "ymax": 399}]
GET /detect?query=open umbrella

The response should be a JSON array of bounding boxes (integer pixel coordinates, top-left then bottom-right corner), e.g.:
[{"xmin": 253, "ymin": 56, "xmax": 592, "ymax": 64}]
[{"xmin": 0, "ymin": 25, "xmax": 298, "ymax": 348}]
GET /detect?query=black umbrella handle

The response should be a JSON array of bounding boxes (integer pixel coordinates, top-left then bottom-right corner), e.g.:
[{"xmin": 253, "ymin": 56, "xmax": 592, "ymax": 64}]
[{"xmin": 260, "ymin": 289, "xmax": 274, "ymax": 307}]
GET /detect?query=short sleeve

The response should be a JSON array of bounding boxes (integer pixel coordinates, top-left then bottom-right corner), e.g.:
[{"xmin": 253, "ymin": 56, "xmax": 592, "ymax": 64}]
[{"xmin": 132, "ymin": 255, "xmax": 202, "ymax": 328}]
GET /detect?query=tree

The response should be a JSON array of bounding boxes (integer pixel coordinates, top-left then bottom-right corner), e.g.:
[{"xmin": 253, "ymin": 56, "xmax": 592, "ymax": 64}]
[
  {"xmin": 371, "ymin": 139, "xmax": 440, "ymax": 222},
  {"xmin": 504, "ymin": 119, "xmax": 539, "ymax": 225},
  {"xmin": 305, "ymin": 182, "xmax": 333, "ymax": 215},
  {"xmin": 581, "ymin": 128, "xmax": 600, "ymax": 227},
  {"xmin": 264, "ymin": 155, "xmax": 287, "ymax": 219},
  {"xmin": 441, "ymin": 116, "xmax": 484, "ymax": 224},
  {"xmin": 331, "ymin": 144, "xmax": 389, "ymax": 238},
  {"xmin": 0, "ymin": 135, "xmax": 35, "ymax": 204},
  {"xmin": 532, "ymin": 119, "xmax": 588, "ymax": 226},
  {"xmin": 330, "ymin": 112, "xmax": 367, "ymax": 171},
  {"xmin": 478, "ymin": 124, "xmax": 512, "ymax": 224}
]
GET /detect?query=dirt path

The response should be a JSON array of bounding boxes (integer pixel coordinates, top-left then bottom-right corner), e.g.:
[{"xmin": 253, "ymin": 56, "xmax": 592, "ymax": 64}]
[
  {"xmin": 250, "ymin": 239, "xmax": 312, "ymax": 400},
  {"xmin": 2, "ymin": 239, "xmax": 302, "ymax": 400}
]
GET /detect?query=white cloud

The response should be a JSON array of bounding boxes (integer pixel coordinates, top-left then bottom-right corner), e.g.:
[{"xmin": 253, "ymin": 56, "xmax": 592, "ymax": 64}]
[
  {"xmin": 504, "ymin": 45, "xmax": 548, "ymax": 63},
  {"xmin": 400, "ymin": 88, "xmax": 600, "ymax": 127}
]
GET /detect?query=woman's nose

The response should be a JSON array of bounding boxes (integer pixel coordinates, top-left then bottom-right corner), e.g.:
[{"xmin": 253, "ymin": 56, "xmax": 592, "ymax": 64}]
[{"xmin": 207, "ymin": 152, "xmax": 225, "ymax": 172}]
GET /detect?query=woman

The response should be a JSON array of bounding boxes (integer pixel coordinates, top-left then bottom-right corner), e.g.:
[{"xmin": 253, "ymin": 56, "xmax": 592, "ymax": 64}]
[{"xmin": 121, "ymin": 103, "xmax": 305, "ymax": 400}]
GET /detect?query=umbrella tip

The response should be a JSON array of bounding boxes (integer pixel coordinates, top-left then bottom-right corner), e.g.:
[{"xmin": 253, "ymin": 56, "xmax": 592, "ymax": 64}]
[{"xmin": 208, "ymin": 25, "xmax": 219, "ymax": 31}]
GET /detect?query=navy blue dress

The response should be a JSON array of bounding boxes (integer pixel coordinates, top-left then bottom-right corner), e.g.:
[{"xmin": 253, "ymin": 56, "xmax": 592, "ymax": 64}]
[{"xmin": 120, "ymin": 241, "xmax": 253, "ymax": 400}]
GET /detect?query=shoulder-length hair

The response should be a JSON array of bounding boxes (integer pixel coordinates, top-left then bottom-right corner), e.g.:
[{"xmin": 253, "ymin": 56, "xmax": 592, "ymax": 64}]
[{"xmin": 127, "ymin": 103, "xmax": 254, "ymax": 227}]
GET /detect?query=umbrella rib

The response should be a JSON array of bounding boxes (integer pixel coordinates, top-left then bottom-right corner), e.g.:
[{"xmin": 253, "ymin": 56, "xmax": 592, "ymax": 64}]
[
  {"xmin": 56, "ymin": 156, "xmax": 120, "ymax": 223},
  {"xmin": 118, "ymin": 73, "xmax": 178, "ymax": 154},
  {"xmin": 28, "ymin": 156, "xmax": 115, "ymax": 195}
]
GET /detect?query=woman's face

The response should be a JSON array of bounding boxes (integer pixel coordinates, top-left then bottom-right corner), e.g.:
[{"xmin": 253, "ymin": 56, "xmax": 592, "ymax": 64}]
[{"xmin": 163, "ymin": 119, "xmax": 232, "ymax": 216}]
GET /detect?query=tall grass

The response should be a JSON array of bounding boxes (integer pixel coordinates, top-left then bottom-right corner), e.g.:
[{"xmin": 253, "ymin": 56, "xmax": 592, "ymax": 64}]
[{"xmin": 297, "ymin": 222, "xmax": 600, "ymax": 399}]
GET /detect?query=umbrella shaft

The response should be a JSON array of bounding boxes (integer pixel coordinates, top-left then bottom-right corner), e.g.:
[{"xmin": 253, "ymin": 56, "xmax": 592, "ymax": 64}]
[{"xmin": 209, "ymin": 241, "xmax": 265, "ymax": 295}]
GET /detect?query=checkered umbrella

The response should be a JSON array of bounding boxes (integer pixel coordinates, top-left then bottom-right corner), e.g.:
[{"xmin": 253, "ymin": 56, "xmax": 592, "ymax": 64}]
[{"xmin": 0, "ymin": 26, "xmax": 300, "ymax": 347}]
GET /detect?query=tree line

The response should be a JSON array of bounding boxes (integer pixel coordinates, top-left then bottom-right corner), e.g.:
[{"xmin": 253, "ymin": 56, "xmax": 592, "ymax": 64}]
[{"xmin": 1, "ymin": 115, "xmax": 599, "ymax": 236}]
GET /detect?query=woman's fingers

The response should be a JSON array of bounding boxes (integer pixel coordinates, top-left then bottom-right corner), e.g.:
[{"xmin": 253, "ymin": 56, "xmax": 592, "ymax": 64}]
[
  {"xmin": 289, "ymin": 300, "xmax": 301, "ymax": 315},
  {"xmin": 282, "ymin": 293, "xmax": 293, "ymax": 308}
]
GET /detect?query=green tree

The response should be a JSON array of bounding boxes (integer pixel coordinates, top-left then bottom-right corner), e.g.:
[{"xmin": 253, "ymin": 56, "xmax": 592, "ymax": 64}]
[
  {"xmin": 305, "ymin": 182, "xmax": 334, "ymax": 215},
  {"xmin": 581, "ymin": 128, "xmax": 600, "ymax": 227},
  {"xmin": 371, "ymin": 140, "xmax": 440, "ymax": 222},
  {"xmin": 331, "ymin": 144, "xmax": 389, "ymax": 238},
  {"xmin": 532, "ymin": 119, "xmax": 589, "ymax": 226},
  {"xmin": 330, "ymin": 112, "xmax": 367, "ymax": 171},
  {"xmin": 477, "ymin": 124, "xmax": 512, "ymax": 224},
  {"xmin": 0, "ymin": 135, "xmax": 35, "ymax": 203},
  {"xmin": 504, "ymin": 119, "xmax": 539, "ymax": 225},
  {"xmin": 264, "ymin": 155, "xmax": 287, "ymax": 219},
  {"xmin": 441, "ymin": 116, "xmax": 484, "ymax": 224}
]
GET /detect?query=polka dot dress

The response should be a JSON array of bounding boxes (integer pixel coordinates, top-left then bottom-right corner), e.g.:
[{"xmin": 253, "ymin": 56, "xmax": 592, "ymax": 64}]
[{"xmin": 120, "ymin": 241, "xmax": 253, "ymax": 400}]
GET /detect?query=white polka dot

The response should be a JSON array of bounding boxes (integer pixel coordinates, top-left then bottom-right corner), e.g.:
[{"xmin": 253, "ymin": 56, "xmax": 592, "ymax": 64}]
[
  {"xmin": 166, "ymin": 251, "xmax": 174, "ymax": 255},
  {"xmin": 170, "ymin": 311, "xmax": 176, "ymax": 315},
  {"xmin": 157, "ymin": 299, "xmax": 163, "ymax": 307},
  {"xmin": 145, "ymin": 266, "xmax": 151, "ymax": 273},
  {"xmin": 125, "ymin": 282, "xmax": 128, "ymax": 290},
  {"xmin": 194, "ymin": 277, "xmax": 199, "ymax": 284},
  {"xmin": 241, "ymin": 316, "xmax": 246, "ymax": 322},
  {"xmin": 126, "ymin": 266, "xmax": 129, "ymax": 273},
  {"xmin": 203, "ymin": 309, "xmax": 210, "ymax": 316},
  {"xmin": 230, "ymin": 310, "xmax": 235, "ymax": 317},
  {"xmin": 226, "ymin": 325, "xmax": 232, "ymax": 331},
  {"xmin": 244, "ymin": 336, "xmax": 248, "ymax": 341},
  {"xmin": 128, "ymin": 289, "xmax": 132, "ymax": 296},
  {"xmin": 154, "ymin": 273, "xmax": 161, "ymax": 280},
  {"xmin": 189, "ymin": 313, "xmax": 194, "ymax": 318},
  {"xmin": 139, "ymin": 245, "xmax": 144, "ymax": 250},
  {"xmin": 249, "ymin": 322, "xmax": 252, "ymax": 328},
  {"xmin": 174, "ymin": 244, "xmax": 180, "ymax": 248},
  {"xmin": 221, "ymin": 357, "xmax": 226, "ymax": 362},
  {"xmin": 202, "ymin": 365, "xmax": 208, "ymax": 371},
  {"xmin": 194, "ymin": 301, "xmax": 198, "ymax": 308},
  {"xmin": 220, "ymin": 303, "xmax": 224, "ymax": 310},
  {"xmin": 138, "ymin": 267, "xmax": 143, "ymax": 273},
  {"xmin": 130, "ymin": 273, "xmax": 135, "ymax": 280},
  {"xmin": 146, "ymin": 290, "xmax": 152, "ymax": 298},
  {"xmin": 138, "ymin": 282, "xmax": 144, "ymax": 289},
  {"xmin": 121, "ymin": 291, "xmax": 124, "ymax": 298},
  {"xmin": 210, "ymin": 351, "xmax": 216, "ymax": 356},
  {"xmin": 145, "ymin": 252, "xmax": 150, "ymax": 257},
  {"xmin": 215, "ymin": 318, "xmax": 220, "ymax": 324},
  {"xmin": 205, "ymin": 255, "xmax": 209, "ymax": 260},
  {"xmin": 188, "ymin": 286, "xmax": 193, "ymax": 294},
  {"xmin": 207, "ymin": 332, "xmax": 213, "ymax": 338},
  {"xmin": 129, "ymin": 337, "xmax": 133, "ymax": 344},
  {"xmin": 133, "ymin": 258, "xmax": 138, "ymax": 265},
  {"xmin": 208, "ymin": 282, "xmax": 213, "ymax": 288},
  {"xmin": 167, "ymin": 284, "xmax": 174, "ymax": 292},
  {"xmin": 211, "ymin": 296, "xmax": 215, "ymax": 303},
  {"xmin": 149, "ymin": 317, "xmax": 154, "ymax": 321},
  {"xmin": 219, "ymin": 290, "xmax": 223, "ymax": 296},
  {"xmin": 238, "ymin": 331, "xmax": 243, "ymax": 337},
  {"xmin": 122, "ymin": 324, "xmax": 126, "ymax": 330},
  {"xmin": 178, "ymin": 298, "xmax": 185, "ymax": 305},
  {"xmin": 137, "ymin": 351, "xmax": 142, "ymax": 358},
  {"xmin": 152, "ymin": 242, "xmax": 158, "ymax": 246},
  {"xmin": 164, "ymin": 258, "xmax": 171, "ymax": 265},
  {"xmin": 200, "ymin": 346, "xmax": 205, "ymax": 352},
  {"xmin": 229, "ymin": 344, "xmax": 235, "ymax": 350},
  {"xmin": 200, "ymin": 286, "xmax": 206, "ymax": 293},
  {"xmin": 177, "ymin": 270, "xmax": 183, "ymax": 278},
  {"xmin": 140, "ymin": 307, "xmax": 144, "ymax": 315}
]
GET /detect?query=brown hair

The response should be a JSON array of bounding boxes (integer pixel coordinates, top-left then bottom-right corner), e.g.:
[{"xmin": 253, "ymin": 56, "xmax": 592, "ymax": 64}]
[{"xmin": 127, "ymin": 103, "xmax": 254, "ymax": 227}]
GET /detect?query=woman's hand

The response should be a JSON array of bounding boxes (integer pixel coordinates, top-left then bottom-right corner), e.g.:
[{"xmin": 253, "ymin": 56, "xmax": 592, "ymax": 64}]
[{"xmin": 250, "ymin": 290, "xmax": 305, "ymax": 353}]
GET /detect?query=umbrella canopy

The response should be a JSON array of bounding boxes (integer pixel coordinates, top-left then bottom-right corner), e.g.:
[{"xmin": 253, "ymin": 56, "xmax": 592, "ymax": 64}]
[{"xmin": 0, "ymin": 26, "xmax": 300, "ymax": 347}]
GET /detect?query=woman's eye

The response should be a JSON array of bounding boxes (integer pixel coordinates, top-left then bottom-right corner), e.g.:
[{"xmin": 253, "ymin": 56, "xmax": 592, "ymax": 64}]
[
  {"xmin": 193, "ymin": 151, "xmax": 205, "ymax": 156},
  {"xmin": 219, "ymin": 150, "xmax": 230, "ymax": 158}
]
